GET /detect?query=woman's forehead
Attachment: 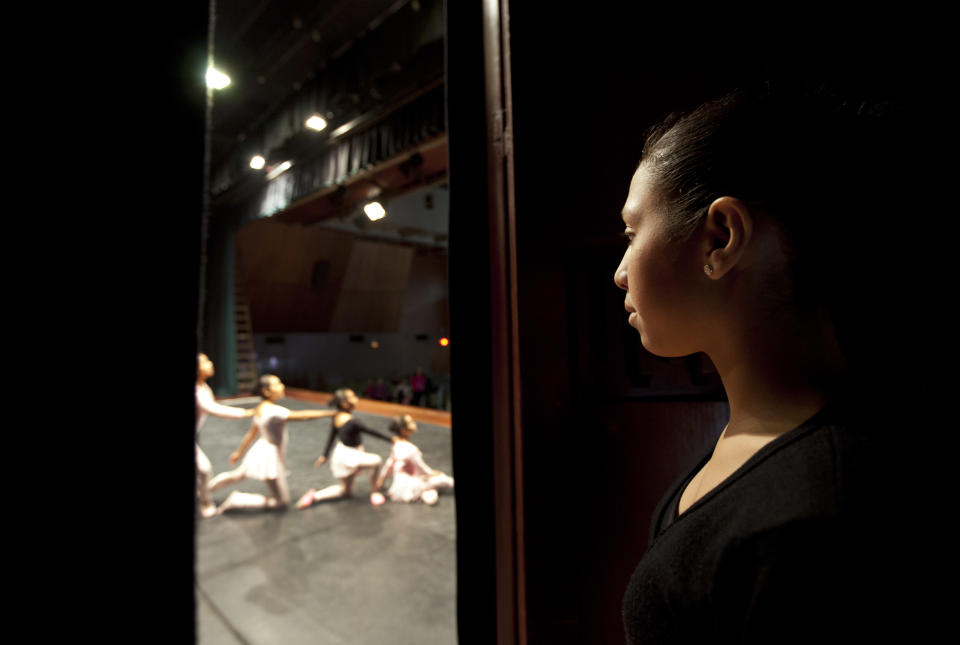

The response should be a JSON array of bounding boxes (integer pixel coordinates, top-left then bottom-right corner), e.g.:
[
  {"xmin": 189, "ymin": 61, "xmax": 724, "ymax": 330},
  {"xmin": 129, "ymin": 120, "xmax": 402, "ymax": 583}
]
[{"xmin": 623, "ymin": 164, "xmax": 659, "ymax": 221}]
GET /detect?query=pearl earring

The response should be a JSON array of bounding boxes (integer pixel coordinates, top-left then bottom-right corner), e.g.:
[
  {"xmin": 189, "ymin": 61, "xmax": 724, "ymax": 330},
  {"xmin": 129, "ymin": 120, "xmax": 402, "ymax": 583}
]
[{"xmin": 703, "ymin": 264, "xmax": 714, "ymax": 276}]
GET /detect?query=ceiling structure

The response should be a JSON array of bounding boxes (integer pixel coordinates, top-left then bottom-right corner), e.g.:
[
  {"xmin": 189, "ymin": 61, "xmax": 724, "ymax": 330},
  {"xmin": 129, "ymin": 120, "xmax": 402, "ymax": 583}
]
[{"xmin": 208, "ymin": 0, "xmax": 448, "ymax": 246}]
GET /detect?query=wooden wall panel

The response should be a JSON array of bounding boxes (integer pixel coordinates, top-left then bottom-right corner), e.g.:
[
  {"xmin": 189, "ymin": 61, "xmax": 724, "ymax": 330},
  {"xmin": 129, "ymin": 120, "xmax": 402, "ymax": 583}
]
[
  {"xmin": 398, "ymin": 253, "xmax": 450, "ymax": 333},
  {"xmin": 236, "ymin": 219, "xmax": 354, "ymax": 333},
  {"xmin": 329, "ymin": 240, "xmax": 415, "ymax": 332}
]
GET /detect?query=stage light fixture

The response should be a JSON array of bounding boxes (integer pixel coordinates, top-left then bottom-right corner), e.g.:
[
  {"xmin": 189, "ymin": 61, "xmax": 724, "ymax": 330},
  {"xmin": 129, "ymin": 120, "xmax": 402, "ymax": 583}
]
[
  {"xmin": 206, "ymin": 67, "xmax": 231, "ymax": 90},
  {"xmin": 439, "ymin": 337, "xmax": 450, "ymax": 347},
  {"xmin": 305, "ymin": 114, "xmax": 328, "ymax": 131},
  {"xmin": 250, "ymin": 155, "xmax": 266, "ymax": 170},
  {"xmin": 364, "ymin": 201, "xmax": 386, "ymax": 221}
]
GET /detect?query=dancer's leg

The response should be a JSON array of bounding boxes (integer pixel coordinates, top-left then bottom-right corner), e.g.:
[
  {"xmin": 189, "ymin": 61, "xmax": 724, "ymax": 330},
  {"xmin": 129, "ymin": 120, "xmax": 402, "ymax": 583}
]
[
  {"xmin": 427, "ymin": 472, "xmax": 455, "ymax": 492},
  {"xmin": 218, "ymin": 477, "xmax": 286, "ymax": 513},
  {"xmin": 209, "ymin": 467, "xmax": 247, "ymax": 492},
  {"xmin": 265, "ymin": 477, "xmax": 289, "ymax": 508},
  {"xmin": 296, "ymin": 475, "xmax": 354, "ymax": 509},
  {"xmin": 196, "ymin": 446, "xmax": 216, "ymax": 517},
  {"xmin": 420, "ymin": 473, "xmax": 454, "ymax": 505},
  {"xmin": 217, "ymin": 491, "xmax": 273, "ymax": 513}
]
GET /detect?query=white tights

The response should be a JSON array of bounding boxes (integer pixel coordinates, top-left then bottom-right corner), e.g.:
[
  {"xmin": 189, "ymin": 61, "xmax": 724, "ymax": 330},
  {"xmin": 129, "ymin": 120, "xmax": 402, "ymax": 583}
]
[{"xmin": 209, "ymin": 467, "xmax": 290, "ymax": 512}]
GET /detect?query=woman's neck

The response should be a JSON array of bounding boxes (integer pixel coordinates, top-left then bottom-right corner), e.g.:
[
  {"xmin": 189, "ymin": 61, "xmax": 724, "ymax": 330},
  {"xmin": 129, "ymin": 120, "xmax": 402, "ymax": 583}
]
[{"xmin": 710, "ymin": 306, "xmax": 847, "ymax": 439}]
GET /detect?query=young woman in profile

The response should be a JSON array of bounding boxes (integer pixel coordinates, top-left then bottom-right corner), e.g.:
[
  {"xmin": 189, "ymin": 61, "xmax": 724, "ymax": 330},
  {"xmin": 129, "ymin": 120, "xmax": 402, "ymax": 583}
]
[
  {"xmin": 295, "ymin": 388, "xmax": 397, "ymax": 508},
  {"xmin": 614, "ymin": 84, "xmax": 933, "ymax": 643},
  {"xmin": 195, "ymin": 353, "xmax": 254, "ymax": 518},
  {"xmin": 208, "ymin": 374, "xmax": 336, "ymax": 513},
  {"xmin": 373, "ymin": 414, "xmax": 454, "ymax": 505}
]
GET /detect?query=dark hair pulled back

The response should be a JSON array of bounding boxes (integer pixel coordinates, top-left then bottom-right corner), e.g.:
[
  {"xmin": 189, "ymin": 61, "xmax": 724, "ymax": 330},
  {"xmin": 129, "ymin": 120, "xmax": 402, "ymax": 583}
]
[
  {"xmin": 641, "ymin": 81, "xmax": 905, "ymax": 307},
  {"xmin": 330, "ymin": 388, "xmax": 352, "ymax": 411}
]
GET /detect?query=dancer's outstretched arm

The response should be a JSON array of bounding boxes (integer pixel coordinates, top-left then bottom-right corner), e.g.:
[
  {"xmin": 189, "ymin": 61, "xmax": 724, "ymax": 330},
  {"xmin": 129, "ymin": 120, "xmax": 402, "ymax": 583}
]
[
  {"xmin": 229, "ymin": 421, "xmax": 259, "ymax": 464},
  {"xmin": 288, "ymin": 409, "xmax": 337, "ymax": 421},
  {"xmin": 197, "ymin": 386, "xmax": 254, "ymax": 419}
]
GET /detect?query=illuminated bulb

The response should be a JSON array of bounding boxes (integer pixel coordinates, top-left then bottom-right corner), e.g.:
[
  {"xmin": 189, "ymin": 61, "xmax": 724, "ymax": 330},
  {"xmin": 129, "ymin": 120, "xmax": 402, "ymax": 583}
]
[
  {"xmin": 250, "ymin": 155, "xmax": 265, "ymax": 170},
  {"xmin": 439, "ymin": 337, "xmax": 450, "ymax": 347},
  {"xmin": 206, "ymin": 67, "xmax": 231, "ymax": 90},
  {"xmin": 305, "ymin": 114, "xmax": 328, "ymax": 131},
  {"xmin": 364, "ymin": 201, "xmax": 386, "ymax": 221},
  {"xmin": 370, "ymin": 340, "xmax": 380, "ymax": 349}
]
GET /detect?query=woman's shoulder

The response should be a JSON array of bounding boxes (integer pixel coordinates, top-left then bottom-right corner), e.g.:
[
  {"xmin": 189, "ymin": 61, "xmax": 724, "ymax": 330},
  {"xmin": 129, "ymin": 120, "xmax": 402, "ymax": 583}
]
[{"xmin": 257, "ymin": 401, "xmax": 290, "ymax": 419}]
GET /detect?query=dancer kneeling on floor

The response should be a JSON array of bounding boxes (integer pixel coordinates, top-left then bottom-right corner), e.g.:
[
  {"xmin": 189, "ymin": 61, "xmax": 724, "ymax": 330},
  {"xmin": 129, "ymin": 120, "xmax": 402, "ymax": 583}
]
[
  {"xmin": 196, "ymin": 353, "xmax": 255, "ymax": 518},
  {"xmin": 296, "ymin": 388, "xmax": 397, "ymax": 508},
  {"xmin": 209, "ymin": 374, "xmax": 336, "ymax": 513},
  {"xmin": 374, "ymin": 414, "xmax": 454, "ymax": 506}
]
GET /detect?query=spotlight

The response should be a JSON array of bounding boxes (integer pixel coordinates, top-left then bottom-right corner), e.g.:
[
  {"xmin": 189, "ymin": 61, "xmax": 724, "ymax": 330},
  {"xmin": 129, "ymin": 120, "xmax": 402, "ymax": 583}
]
[
  {"xmin": 206, "ymin": 67, "xmax": 231, "ymax": 90},
  {"xmin": 250, "ymin": 155, "xmax": 266, "ymax": 170},
  {"xmin": 364, "ymin": 201, "xmax": 386, "ymax": 221},
  {"xmin": 305, "ymin": 114, "xmax": 328, "ymax": 131},
  {"xmin": 439, "ymin": 337, "xmax": 450, "ymax": 347}
]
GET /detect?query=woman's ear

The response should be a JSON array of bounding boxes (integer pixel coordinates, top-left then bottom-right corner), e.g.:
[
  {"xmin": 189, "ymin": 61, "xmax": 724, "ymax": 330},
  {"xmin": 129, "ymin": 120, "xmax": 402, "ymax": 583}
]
[{"xmin": 700, "ymin": 196, "xmax": 753, "ymax": 279}]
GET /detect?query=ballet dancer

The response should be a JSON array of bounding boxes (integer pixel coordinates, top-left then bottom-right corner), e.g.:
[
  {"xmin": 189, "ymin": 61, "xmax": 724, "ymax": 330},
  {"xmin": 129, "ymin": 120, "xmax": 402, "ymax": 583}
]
[
  {"xmin": 208, "ymin": 374, "xmax": 336, "ymax": 513},
  {"xmin": 196, "ymin": 353, "xmax": 254, "ymax": 518},
  {"xmin": 295, "ymin": 388, "xmax": 397, "ymax": 508},
  {"xmin": 373, "ymin": 414, "xmax": 454, "ymax": 505}
]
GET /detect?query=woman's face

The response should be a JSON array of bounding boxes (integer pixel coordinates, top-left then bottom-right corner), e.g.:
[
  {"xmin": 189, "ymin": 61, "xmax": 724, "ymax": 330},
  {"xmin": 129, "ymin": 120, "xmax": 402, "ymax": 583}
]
[
  {"xmin": 263, "ymin": 375, "xmax": 286, "ymax": 400},
  {"xmin": 614, "ymin": 164, "xmax": 705, "ymax": 357},
  {"xmin": 343, "ymin": 389, "xmax": 359, "ymax": 410},
  {"xmin": 402, "ymin": 415, "xmax": 417, "ymax": 437},
  {"xmin": 198, "ymin": 354, "xmax": 214, "ymax": 379}
]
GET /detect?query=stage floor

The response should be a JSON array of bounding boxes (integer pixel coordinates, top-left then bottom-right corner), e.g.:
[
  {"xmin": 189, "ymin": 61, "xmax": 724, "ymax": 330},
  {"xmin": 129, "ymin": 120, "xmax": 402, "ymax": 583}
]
[{"xmin": 195, "ymin": 396, "xmax": 457, "ymax": 644}]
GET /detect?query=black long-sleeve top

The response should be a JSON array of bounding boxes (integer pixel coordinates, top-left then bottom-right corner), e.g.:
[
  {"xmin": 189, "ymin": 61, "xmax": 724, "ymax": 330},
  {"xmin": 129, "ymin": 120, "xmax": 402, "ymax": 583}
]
[
  {"xmin": 622, "ymin": 398, "xmax": 926, "ymax": 643},
  {"xmin": 321, "ymin": 415, "xmax": 392, "ymax": 460}
]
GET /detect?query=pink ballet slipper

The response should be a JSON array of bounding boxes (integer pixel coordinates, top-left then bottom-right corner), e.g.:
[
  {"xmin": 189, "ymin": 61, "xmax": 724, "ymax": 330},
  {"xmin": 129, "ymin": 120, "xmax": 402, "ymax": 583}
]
[
  {"xmin": 296, "ymin": 488, "xmax": 317, "ymax": 509},
  {"xmin": 370, "ymin": 492, "xmax": 386, "ymax": 506}
]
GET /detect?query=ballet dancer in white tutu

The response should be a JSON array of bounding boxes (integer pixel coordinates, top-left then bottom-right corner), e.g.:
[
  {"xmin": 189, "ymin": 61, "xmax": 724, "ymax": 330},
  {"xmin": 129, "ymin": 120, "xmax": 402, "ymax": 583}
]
[
  {"xmin": 209, "ymin": 374, "xmax": 336, "ymax": 513},
  {"xmin": 296, "ymin": 388, "xmax": 397, "ymax": 509},
  {"xmin": 373, "ymin": 414, "xmax": 454, "ymax": 505},
  {"xmin": 196, "ymin": 353, "xmax": 254, "ymax": 518}
]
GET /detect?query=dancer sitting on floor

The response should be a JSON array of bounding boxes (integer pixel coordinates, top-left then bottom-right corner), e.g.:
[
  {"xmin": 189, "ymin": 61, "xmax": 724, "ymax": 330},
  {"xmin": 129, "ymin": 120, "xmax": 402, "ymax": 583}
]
[
  {"xmin": 196, "ymin": 353, "xmax": 254, "ymax": 518},
  {"xmin": 373, "ymin": 414, "xmax": 454, "ymax": 506},
  {"xmin": 209, "ymin": 374, "xmax": 336, "ymax": 514},
  {"xmin": 296, "ymin": 388, "xmax": 397, "ymax": 509}
]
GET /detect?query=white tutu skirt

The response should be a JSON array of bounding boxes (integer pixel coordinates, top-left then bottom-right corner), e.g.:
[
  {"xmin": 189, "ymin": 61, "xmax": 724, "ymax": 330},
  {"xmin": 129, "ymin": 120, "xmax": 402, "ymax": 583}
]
[
  {"xmin": 388, "ymin": 472, "xmax": 455, "ymax": 503},
  {"xmin": 330, "ymin": 442, "xmax": 382, "ymax": 479},
  {"xmin": 238, "ymin": 438, "xmax": 285, "ymax": 481}
]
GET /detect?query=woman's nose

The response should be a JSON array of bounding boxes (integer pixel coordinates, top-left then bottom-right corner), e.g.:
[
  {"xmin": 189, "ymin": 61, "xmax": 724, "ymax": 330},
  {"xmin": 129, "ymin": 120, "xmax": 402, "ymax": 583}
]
[{"xmin": 614, "ymin": 259, "xmax": 628, "ymax": 291}]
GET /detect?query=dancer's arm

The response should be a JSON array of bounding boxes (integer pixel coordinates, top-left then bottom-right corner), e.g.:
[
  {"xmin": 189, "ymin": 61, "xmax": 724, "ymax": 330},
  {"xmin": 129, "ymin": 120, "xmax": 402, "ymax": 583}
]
[
  {"xmin": 315, "ymin": 416, "xmax": 343, "ymax": 467},
  {"xmin": 288, "ymin": 409, "xmax": 337, "ymax": 421},
  {"xmin": 229, "ymin": 421, "xmax": 259, "ymax": 464},
  {"xmin": 197, "ymin": 386, "xmax": 254, "ymax": 419},
  {"xmin": 355, "ymin": 419, "xmax": 396, "ymax": 443},
  {"xmin": 374, "ymin": 450, "xmax": 396, "ymax": 491},
  {"xmin": 410, "ymin": 447, "xmax": 441, "ymax": 477}
]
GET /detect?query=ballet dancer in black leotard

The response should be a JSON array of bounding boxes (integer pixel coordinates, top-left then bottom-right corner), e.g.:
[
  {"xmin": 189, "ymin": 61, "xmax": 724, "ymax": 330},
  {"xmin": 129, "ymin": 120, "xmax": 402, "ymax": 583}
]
[{"xmin": 295, "ymin": 388, "xmax": 397, "ymax": 508}]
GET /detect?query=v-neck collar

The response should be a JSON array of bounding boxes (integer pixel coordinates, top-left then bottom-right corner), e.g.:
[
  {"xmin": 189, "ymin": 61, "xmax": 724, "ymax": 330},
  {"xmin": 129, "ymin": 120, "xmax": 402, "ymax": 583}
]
[{"xmin": 653, "ymin": 398, "xmax": 844, "ymax": 540}]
